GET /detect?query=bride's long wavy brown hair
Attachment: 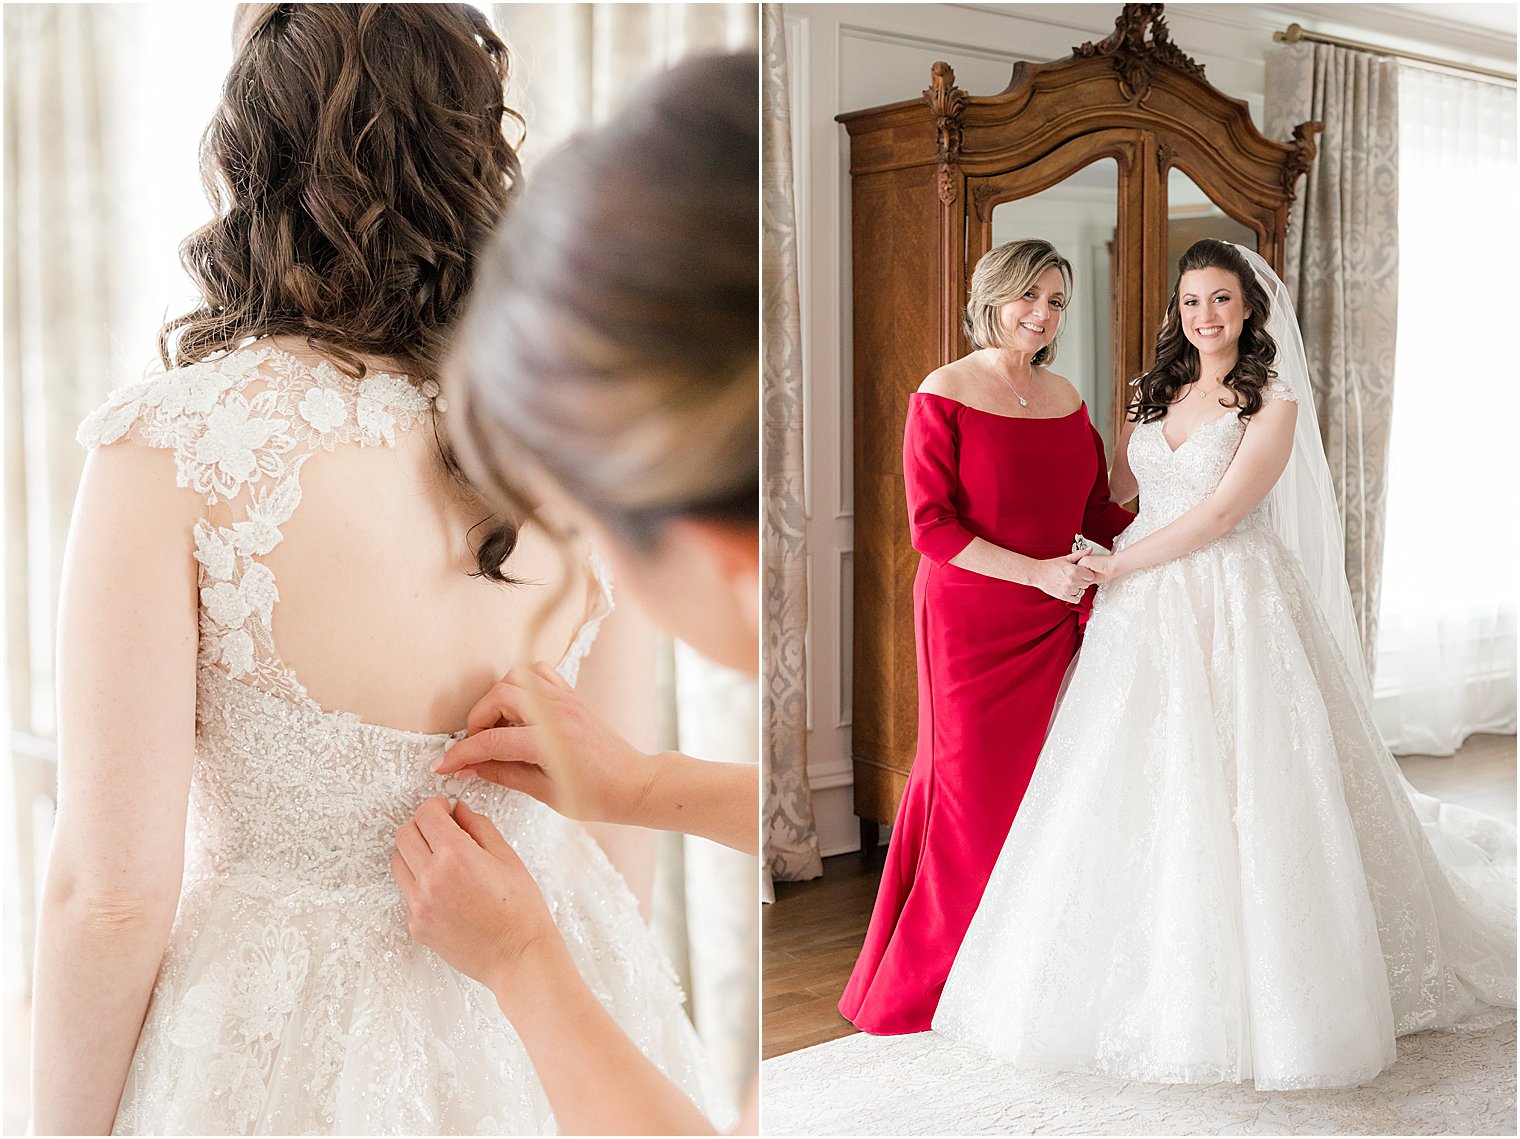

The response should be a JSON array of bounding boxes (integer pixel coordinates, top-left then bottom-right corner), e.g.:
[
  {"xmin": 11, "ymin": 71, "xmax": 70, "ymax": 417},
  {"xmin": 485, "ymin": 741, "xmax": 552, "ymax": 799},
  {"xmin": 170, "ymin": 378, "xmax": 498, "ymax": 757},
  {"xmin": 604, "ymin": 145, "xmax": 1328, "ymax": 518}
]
[
  {"xmin": 1129, "ymin": 239, "xmax": 1278, "ymax": 424},
  {"xmin": 159, "ymin": 3, "xmax": 525, "ymax": 578}
]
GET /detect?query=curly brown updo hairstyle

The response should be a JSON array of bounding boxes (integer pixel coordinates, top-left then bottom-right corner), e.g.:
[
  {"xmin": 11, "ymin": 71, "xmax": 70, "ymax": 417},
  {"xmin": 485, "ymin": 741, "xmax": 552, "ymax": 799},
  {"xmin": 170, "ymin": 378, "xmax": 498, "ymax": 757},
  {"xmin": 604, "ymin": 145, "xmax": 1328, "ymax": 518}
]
[
  {"xmin": 1129, "ymin": 239, "xmax": 1278, "ymax": 423},
  {"xmin": 446, "ymin": 52, "xmax": 758, "ymax": 556},
  {"xmin": 159, "ymin": 3, "xmax": 525, "ymax": 578}
]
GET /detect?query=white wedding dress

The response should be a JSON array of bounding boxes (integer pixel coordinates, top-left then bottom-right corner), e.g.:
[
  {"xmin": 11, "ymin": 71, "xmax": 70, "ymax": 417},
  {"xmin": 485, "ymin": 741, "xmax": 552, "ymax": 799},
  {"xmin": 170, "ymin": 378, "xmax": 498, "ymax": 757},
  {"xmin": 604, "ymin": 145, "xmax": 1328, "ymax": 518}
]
[
  {"xmin": 78, "ymin": 345, "xmax": 733, "ymax": 1134},
  {"xmin": 934, "ymin": 380, "xmax": 1517, "ymax": 1091}
]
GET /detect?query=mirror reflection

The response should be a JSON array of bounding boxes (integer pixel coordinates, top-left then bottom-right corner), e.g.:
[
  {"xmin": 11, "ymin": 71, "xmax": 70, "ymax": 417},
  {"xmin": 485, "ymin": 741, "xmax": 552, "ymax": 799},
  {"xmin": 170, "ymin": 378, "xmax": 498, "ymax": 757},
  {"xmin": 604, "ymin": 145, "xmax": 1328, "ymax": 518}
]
[
  {"xmin": 1166, "ymin": 167, "xmax": 1257, "ymax": 285},
  {"xmin": 990, "ymin": 158, "xmax": 1118, "ymax": 451}
]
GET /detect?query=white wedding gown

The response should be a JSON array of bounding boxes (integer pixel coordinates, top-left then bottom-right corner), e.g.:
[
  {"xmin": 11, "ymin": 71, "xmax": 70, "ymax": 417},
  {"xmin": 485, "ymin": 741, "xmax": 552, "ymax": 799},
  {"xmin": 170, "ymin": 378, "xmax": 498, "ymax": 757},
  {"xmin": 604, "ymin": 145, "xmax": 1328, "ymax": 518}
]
[
  {"xmin": 78, "ymin": 345, "xmax": 734, "ymax": 1134},
  {"xmin": 934, "ymin": 384, "xmax": 1516, "ymax": 1091}
]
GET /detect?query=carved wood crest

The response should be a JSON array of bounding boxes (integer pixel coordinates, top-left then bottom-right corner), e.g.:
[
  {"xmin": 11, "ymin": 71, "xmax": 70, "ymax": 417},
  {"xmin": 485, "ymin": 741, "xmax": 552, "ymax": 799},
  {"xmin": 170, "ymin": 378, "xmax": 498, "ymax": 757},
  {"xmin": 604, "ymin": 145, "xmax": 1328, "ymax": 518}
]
[
  {"xmin": 970, "ymin": 182, "xmax": 1003, "ymax": 220},
  {"xmin": 1074, "ymin": 3, "xmax": 1205, "ymax": 106},
  {"xmin": 1282, "ymin": 120, "xmax": 1324, "ymax": 197},
  {"xmin": 923, "ymin": 61, "xmax": 968, "ymax": 205}
]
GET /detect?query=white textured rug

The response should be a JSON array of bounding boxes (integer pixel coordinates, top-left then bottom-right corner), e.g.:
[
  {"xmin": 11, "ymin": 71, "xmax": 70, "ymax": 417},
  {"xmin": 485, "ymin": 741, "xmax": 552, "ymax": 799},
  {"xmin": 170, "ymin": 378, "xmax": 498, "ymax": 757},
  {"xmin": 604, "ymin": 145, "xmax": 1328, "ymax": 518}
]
[{"xmin": 761, "ymin": 1016, "xmax": 1516, "ymax": 1135}]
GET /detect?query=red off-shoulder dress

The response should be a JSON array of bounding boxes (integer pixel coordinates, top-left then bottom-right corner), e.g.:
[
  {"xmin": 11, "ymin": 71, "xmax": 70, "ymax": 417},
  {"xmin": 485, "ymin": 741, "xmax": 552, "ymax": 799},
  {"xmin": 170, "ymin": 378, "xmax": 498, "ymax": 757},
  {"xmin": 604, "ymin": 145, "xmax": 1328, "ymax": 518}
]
[{"xmin": 839, "ymin": 392, "xmax": 1134, "ymax": 1035}]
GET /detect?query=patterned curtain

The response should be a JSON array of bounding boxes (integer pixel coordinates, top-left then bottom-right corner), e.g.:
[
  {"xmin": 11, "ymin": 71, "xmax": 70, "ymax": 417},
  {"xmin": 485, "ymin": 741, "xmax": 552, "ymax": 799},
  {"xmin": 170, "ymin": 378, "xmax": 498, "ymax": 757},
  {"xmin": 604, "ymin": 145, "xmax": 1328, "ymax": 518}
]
[
  {"xmin": 1265, "ymin": 43, "xmax": 1400, "ymax": 675},
  {"xmin": 760, "ymin": 3, "xmax": 821, "ymax": 886},
  {"xmin": 491, "ymin": 3, "xmax": 761, "ymax": 1104}
]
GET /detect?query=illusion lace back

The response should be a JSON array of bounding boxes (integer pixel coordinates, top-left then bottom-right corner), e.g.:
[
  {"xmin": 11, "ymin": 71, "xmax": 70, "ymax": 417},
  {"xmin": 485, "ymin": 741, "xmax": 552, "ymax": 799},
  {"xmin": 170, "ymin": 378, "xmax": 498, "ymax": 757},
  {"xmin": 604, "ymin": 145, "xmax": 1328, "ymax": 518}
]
[
  {"xmin": 78, "ymin": 346, "xmax": 732, "ymax": 1134},
  {"xmin": 934, "ymin": 387, "xmax": 1516, "ymax": 1091}
]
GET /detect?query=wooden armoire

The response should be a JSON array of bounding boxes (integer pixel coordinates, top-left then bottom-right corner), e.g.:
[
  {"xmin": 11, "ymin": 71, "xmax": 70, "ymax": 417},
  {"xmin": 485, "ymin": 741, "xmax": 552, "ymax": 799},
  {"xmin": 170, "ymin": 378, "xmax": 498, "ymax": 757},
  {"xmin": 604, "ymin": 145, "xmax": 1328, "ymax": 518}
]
[{"xmin": 838, "ymin": 3, "xmax": 1321, "ymax": 846}]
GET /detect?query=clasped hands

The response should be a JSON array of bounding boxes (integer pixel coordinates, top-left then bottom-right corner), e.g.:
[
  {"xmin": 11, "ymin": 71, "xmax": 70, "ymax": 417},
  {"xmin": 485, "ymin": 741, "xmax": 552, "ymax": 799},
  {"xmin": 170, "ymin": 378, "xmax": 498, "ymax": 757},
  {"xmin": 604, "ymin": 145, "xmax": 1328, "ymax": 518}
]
[{"xmin": 1030, "ymin": 536, "xmax": 1122, "ymax": 603}]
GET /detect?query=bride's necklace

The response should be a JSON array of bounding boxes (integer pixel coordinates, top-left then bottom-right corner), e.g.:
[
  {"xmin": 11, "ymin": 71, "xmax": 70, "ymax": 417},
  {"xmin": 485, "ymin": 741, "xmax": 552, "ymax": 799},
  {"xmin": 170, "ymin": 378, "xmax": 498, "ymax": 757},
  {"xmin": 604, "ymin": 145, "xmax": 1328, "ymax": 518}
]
[
  {"xmin": 992, "ymin": 358, "xmax": 1034, "ymax": 408},
  {"xmin": 1189, "ymin": 368, "xmax": 1231, "ymax": 400}
]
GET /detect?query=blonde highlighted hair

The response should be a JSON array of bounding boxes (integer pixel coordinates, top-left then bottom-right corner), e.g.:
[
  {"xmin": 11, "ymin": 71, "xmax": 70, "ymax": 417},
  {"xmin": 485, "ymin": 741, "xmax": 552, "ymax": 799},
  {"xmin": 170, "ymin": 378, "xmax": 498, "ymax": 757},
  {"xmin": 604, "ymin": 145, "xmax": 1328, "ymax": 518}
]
[{"xmin": 964, "ymin": 238, "xmax": 1073, "ymax": 365}]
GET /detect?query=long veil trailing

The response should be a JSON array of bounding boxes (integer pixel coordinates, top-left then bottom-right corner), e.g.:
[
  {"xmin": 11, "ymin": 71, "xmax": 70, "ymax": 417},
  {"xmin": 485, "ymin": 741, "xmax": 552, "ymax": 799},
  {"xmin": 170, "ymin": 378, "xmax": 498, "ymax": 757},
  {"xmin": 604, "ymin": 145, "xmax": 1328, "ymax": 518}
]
[
  {"xmin": 1237, "ymin": 246, "xmax": 1370, "ymax": 694},
  {"xmin": 1238, "ymin": 244, "xmax": 1516, "ymax": 894}
]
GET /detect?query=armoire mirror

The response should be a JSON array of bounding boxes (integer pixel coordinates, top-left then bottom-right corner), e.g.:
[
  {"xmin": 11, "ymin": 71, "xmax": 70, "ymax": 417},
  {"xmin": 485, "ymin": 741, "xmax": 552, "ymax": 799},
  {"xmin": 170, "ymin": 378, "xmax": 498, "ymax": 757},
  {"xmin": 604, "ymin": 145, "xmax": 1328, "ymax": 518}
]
[
  {"xmin": 1167, "ymin": 167, "xmax": 1259, "ymax": 285},
  {"xmin": 837, "ymin": 3, "xmax": 1322, "ymax": 842},
  {"xmin": 990, "ymin": 159, "xmax": 1120, "ymax": 451}
]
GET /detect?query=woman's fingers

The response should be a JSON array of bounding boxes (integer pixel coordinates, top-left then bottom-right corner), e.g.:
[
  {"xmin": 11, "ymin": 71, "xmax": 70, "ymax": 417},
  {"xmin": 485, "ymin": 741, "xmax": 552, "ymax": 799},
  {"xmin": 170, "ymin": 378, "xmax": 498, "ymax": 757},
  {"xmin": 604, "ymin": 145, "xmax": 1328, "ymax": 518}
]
[
  {"xmin": 452, "ymin": 801, "xmax": 522, "ymax": 864},
  {"xmin": 457, "ymin": 762, "xmax": 555, "ymax": 804},
  {"xmin": 413, "ymin": 796, "xmax": 464, "ymax": 850},
  {"xmin": 464, "ymin": 666, "xmax": 565, "ymax": 736},
  {"xmin": 394, "ymin": 819, "xmax": 432, "ymax": 871},
  {"xmin": 435, "ymin": 726, "xmax": 544, "ymax": 774},
  {"xmin": 465, "ymin": 681, "xmax": 528, "ymax": 736},
  {"xmin": 531, "ymin": 660, "xmax": 572, "ymax": 691},
  {"xmin": 389, "ymin": 849, "xmax": 417, "ymax": 895}
]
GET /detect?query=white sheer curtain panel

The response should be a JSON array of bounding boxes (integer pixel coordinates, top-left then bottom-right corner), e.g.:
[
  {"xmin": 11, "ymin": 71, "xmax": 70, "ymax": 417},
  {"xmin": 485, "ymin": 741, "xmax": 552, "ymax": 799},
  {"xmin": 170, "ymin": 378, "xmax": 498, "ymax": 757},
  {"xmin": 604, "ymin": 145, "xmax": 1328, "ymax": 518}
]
[
  {"xmin": 1374, "ymin": 67, "xmax": 1517, "ymax": 755},
  {"xmin": 494, "ymin": 3, "xmax": 757, "ymax": 164}
]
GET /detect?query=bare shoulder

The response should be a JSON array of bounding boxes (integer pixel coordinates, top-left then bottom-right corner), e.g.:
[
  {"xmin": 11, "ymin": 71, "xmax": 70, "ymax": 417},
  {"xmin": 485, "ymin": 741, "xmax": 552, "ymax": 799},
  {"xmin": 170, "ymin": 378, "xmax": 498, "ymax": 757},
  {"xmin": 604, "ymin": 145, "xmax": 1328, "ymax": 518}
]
[
  {"xmin": 1039, "ymin": 368, "xmax": 1082, "ymax": 402},
  {"xmin": 67, "ymin": 443, "xmax": 202, "ymax": 595},
  {"xmin": 1037, "ymin": 367, "xmax": 1087, "ymax": 416},
  {"xmin": 917, "ymin": 354, "xmax": 984, "ymax": 401},
  {"xmin": 78, "ymin": 436, "xmax": 204, "ymax": 520},
  {"xmin": 1251, "ymin": 390, "xmax": 1299, "ymax": 424}
]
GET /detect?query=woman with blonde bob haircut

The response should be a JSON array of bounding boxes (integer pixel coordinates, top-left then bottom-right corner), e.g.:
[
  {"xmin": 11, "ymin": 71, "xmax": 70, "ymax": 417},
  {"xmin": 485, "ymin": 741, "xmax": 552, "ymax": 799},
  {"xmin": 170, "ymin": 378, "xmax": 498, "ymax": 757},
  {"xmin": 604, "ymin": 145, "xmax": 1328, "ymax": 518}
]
[
  {"xmin": 964, "ymin": 239, "xmax": 1074, "ymax": 365},
  {"xmin": 840, "ymin": 236, "xmax": 1135, "ymax": 1035}
]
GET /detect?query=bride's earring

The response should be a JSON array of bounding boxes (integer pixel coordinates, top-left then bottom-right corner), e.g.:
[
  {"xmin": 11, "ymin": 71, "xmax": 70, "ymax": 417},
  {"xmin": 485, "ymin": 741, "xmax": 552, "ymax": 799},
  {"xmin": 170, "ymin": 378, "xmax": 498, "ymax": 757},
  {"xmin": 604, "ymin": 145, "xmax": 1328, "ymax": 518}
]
[{"xmin": 420, "ymin": 378, "xmax": 449, "ymax": 413}]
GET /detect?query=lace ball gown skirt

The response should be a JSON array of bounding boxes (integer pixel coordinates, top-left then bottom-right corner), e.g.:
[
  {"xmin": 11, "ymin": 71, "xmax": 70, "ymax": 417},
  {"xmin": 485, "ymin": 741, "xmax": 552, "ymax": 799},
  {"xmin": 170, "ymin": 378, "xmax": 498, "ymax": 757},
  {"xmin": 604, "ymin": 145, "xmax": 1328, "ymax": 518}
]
[{"xmin": 933, "ymin": 521, "xmax": 1517, "ymax": 1091}]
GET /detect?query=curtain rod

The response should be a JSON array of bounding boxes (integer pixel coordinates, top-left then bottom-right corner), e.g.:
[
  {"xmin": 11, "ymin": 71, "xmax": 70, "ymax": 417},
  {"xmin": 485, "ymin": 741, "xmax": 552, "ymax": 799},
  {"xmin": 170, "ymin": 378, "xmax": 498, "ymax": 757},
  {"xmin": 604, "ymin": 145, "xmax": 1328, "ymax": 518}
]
[{"xmin": 1274, "ymin": 22, "xmax": 1516, "ymax": 84}]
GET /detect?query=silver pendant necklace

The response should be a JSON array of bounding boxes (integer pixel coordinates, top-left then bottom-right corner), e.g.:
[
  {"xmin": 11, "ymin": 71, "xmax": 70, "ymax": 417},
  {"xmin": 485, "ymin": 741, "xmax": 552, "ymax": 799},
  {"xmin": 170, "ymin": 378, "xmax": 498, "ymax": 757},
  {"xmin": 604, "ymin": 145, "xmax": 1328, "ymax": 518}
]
[
  {"xmin": 994, "ymin": 360, "xmax": 1032, "ymax": 408},
  {"xmin": 1192, "ymin": 369, "xmax": 1229, "ymax": 399}
]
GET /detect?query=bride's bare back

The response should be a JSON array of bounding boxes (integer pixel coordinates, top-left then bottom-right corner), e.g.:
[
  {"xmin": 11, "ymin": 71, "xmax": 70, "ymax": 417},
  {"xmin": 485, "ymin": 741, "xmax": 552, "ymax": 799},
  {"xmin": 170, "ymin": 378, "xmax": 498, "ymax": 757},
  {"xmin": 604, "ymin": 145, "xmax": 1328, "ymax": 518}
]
[
  {"xmin": 251, "ymin": 352, "xmax": 588, "ymax": 734},
  {"xmin": 85, "ymin": 339, "xmax": 588, "ymax": 737}
]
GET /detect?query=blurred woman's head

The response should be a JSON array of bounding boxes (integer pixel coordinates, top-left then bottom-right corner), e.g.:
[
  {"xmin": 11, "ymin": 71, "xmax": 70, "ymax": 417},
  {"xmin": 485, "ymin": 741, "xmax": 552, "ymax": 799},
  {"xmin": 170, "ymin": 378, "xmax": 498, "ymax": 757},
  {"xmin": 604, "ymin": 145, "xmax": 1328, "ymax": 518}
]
[
  {"xmin": 163, "ymin": 2, "xmax": 520, "ymax": 383},
  {"xmin": 448, "ymin": 52, "xmax": 759, "ymax": 672}
]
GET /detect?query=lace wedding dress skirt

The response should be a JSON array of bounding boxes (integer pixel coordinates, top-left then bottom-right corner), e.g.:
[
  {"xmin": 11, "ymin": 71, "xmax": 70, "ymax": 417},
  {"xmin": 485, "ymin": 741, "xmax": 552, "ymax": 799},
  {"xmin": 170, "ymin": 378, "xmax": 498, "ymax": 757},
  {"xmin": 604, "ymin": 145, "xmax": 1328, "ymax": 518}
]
[
  {"xmin": 934, "ymin": 387, "xmax": 1517, "ymax": 1091},
  {"xmin": 79, "ymin": 346, "xmax": 733, "ymax": 1134}
]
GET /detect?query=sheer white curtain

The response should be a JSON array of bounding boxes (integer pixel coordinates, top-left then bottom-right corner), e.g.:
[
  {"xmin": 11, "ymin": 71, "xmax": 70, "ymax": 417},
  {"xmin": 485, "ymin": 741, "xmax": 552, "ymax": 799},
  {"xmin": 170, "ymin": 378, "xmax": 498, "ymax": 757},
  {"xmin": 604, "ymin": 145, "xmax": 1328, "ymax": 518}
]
[
  {"xmin": 1374, "ymin": 67, "xmax": 1517, "ymax": 755},
  {"xmin": 494, "ymin": 3, "xmax": 757, "ymax": 163}
]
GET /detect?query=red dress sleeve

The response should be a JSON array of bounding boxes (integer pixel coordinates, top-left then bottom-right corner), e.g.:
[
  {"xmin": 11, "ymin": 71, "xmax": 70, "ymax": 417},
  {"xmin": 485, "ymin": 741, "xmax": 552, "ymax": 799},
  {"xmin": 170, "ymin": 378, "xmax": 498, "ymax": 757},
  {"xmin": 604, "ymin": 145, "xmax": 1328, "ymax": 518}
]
[
  {"xmin": 1079, "ymin": 422, "xmax": 1135, "ymax": 549},
  {"xmin": 903, "ymin": 396, "xmax": 975, "ymax": 566}
]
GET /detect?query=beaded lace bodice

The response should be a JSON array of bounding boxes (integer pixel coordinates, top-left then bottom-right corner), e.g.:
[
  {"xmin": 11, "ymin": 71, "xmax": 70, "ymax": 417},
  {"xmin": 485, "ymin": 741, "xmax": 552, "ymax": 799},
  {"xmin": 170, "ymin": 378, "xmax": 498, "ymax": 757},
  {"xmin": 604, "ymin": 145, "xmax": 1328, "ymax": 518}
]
[
  {"xmin": 78, "ymin": 347, "xmax": 725, "ymax": 1135},
  {"xmin": 1120, "ymin": 380, "xmax": 1297, "ymax": 545}
]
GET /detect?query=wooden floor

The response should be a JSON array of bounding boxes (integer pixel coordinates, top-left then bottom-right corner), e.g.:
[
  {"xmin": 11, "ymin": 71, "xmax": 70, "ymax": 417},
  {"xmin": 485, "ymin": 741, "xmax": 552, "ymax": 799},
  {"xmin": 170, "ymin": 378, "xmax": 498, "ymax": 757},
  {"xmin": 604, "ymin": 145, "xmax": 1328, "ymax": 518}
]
[{"xmin": 762, "ymin": 734, "xmax": 1517, "ymax": 1061}]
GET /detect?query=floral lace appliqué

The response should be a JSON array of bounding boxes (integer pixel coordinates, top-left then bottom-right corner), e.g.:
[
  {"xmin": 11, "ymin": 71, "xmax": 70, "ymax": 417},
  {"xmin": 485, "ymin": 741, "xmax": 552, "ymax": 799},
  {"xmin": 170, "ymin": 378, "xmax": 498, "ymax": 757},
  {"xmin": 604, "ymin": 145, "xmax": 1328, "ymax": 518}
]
[{"xmin": 78, "ymin": 346, "xmax": 432, "ymax": 705}]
